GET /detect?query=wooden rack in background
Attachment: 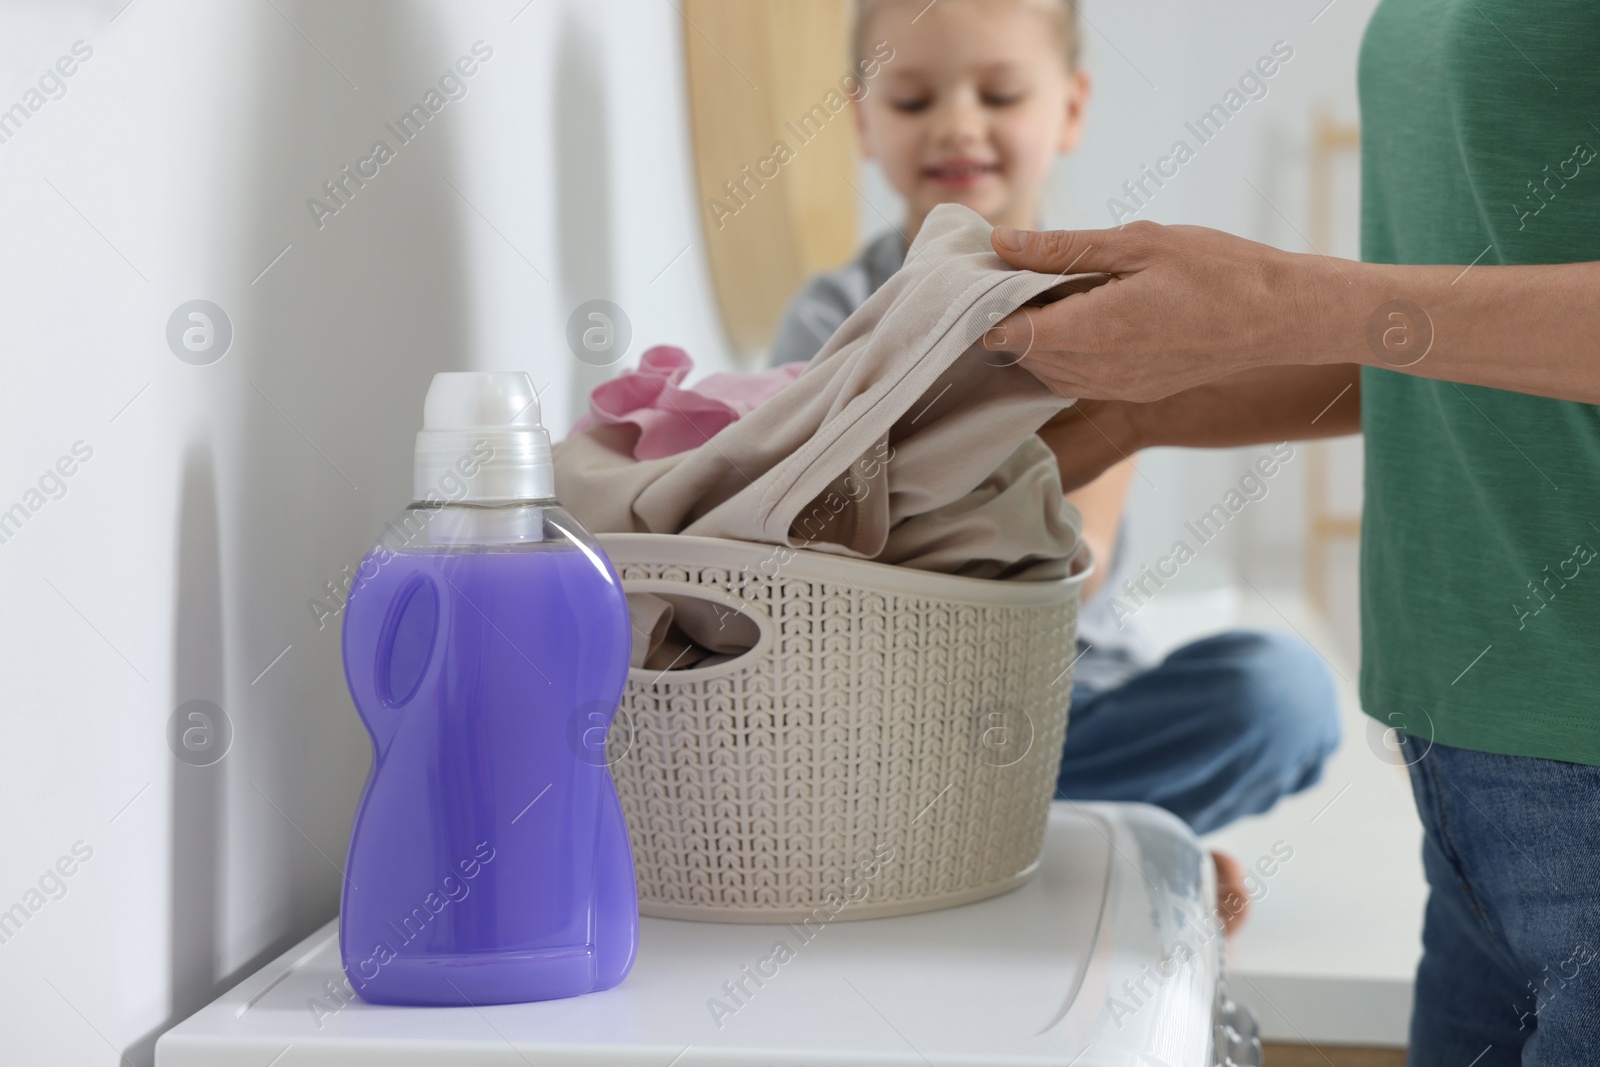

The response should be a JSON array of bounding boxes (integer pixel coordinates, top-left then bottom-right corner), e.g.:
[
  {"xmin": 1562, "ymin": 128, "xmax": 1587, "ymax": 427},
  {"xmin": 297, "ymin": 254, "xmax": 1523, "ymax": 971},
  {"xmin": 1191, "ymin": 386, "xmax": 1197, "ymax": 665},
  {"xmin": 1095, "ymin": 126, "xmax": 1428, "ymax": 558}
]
[{"xmin": 1305, "ymin": 111, "xmax": 1363, "ymax": 615}]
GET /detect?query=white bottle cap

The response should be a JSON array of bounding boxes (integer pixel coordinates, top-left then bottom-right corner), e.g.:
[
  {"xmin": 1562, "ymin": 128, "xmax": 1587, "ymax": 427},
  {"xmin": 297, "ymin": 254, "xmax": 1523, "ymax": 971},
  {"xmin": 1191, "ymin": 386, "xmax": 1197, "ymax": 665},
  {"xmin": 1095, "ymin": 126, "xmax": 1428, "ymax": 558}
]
[{"xmin": 413, "ymin": 372, "xmax": 554, "ymax": 503}]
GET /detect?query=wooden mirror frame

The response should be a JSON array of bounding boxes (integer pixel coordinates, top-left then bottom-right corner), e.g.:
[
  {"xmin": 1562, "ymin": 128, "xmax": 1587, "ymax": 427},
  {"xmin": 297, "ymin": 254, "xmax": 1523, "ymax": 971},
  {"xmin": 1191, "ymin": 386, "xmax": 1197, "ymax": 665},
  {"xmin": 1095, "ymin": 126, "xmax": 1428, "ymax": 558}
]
[{"xmin": 681, "ymin": 0, "xmax": 863, "ymax": 362}]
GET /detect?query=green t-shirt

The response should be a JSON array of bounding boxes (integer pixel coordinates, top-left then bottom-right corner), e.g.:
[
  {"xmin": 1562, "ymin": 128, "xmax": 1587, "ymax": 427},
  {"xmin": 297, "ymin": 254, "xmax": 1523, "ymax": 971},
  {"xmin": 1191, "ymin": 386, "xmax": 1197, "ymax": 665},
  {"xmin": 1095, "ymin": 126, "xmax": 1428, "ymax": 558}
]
[{"xmin": 1358, "ymin": 0, "xmax": 1600, "ymax": 765}]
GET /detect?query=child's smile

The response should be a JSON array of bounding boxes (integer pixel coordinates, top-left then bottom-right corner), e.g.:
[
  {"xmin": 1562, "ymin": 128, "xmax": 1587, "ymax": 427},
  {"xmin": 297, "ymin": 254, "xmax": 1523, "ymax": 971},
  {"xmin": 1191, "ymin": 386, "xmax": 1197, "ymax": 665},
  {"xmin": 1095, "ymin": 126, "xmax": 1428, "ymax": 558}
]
[
  {"xmin": 922, "ymin": 156, "xmax": 1004, "ymax": 190},
  {"xmin": 854, "ymin": 0, "xmax": 1089, "ymax": 239}
]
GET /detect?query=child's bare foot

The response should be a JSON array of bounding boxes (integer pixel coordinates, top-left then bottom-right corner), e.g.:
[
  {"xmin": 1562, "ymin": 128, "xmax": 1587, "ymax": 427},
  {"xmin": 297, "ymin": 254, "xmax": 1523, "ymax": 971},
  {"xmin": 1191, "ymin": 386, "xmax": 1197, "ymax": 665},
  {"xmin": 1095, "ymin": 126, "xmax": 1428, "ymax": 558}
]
[{"xmin": 1212, "ymin": 850, "xmax": 1252, "ymax": 936}]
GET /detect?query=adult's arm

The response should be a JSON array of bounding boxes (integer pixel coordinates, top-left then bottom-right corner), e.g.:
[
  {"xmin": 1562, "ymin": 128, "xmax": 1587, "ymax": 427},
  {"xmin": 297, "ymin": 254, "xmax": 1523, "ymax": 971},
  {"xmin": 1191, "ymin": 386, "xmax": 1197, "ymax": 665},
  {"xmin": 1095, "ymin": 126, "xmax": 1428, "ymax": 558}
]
[
  {"xmin": 984, "ymin": 222, "xmax": 1600, "ymax": 406},
  {"xmin": 1039, "ymin": 364, "xmax": 1361, "ymax": 492}
]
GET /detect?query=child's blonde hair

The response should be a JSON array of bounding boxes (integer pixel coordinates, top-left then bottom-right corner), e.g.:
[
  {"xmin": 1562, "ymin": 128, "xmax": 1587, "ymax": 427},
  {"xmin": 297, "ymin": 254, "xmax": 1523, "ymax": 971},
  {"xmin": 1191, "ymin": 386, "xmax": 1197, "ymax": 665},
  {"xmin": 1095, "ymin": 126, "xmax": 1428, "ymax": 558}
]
[{"xmin": 851, "ymin": 0, "xmax": 1081, "ymax": 71}]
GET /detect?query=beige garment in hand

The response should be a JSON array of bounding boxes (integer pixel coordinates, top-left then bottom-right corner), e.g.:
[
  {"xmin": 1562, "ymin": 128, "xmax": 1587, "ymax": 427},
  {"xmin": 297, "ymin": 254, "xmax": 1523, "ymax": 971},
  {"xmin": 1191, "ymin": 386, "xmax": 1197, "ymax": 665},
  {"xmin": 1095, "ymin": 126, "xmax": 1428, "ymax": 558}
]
[{"xmin": 554, "ymin": 203, "xmax": 1089, "ymax": 582}]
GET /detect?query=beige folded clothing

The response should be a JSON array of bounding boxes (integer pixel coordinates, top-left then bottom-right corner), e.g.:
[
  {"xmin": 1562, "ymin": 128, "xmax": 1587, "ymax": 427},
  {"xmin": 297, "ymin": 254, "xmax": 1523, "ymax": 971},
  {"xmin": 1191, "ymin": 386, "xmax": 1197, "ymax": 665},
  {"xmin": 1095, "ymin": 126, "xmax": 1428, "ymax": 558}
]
[{"xmin": 554, "ymin": 203, "xmax": 1086, "ymax": 584}]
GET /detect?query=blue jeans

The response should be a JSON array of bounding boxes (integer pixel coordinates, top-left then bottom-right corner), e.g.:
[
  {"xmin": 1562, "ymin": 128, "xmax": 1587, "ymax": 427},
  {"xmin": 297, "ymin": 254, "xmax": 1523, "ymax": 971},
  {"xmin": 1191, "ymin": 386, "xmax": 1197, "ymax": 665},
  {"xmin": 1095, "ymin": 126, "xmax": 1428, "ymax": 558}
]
[
  {"xmin": 1399, "ymin": 732, "xmax": 1600, "ymax": 1065},
  {"xmin": 1056, "ymin": 630, "xmax": 1340, "ymax": 835}
]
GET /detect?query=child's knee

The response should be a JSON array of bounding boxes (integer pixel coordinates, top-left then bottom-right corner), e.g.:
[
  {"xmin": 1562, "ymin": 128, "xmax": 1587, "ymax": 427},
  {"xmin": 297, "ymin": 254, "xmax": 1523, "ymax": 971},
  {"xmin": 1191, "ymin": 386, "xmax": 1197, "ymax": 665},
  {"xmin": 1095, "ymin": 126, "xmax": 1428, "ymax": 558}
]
[{"xmin": 1223, "ymin": 632, "xmax": 1341, "ymax": 763}]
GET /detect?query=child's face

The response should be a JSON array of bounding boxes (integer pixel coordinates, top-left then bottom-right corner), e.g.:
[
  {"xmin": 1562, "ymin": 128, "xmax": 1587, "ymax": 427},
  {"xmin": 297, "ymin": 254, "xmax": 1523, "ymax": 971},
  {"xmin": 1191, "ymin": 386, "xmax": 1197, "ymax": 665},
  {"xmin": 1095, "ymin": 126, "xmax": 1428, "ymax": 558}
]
[{"xmin": 857, "ymin": 0, "xmax": 1089, "ymax": 231}]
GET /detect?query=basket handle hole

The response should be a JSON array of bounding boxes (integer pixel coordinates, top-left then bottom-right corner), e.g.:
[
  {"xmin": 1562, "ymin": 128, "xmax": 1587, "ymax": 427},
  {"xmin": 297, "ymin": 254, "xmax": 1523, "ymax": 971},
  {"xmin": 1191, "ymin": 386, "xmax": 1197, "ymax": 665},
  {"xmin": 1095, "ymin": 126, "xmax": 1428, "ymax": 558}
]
[{"xmin": 628, "ymin": 590, "xmax": 762, "ymax": 672}]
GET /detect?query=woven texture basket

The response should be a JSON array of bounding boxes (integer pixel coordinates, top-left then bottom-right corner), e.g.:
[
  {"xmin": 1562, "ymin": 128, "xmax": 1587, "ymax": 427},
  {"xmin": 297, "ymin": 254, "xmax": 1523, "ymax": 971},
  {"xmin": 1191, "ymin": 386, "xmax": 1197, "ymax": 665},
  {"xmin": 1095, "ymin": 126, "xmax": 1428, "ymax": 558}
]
[{"xmin": 597, "ymin": 533, "xmax": 1087, "ymax": 923}]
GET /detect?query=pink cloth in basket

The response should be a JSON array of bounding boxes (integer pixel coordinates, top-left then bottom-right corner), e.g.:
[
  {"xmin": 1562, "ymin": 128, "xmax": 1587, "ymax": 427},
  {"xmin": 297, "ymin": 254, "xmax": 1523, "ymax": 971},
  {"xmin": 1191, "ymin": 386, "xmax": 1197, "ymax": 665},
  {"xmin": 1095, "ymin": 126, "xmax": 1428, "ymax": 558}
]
[{"xmin": 572, "ymin": 345, "xmax": 806, "ymax": 461}]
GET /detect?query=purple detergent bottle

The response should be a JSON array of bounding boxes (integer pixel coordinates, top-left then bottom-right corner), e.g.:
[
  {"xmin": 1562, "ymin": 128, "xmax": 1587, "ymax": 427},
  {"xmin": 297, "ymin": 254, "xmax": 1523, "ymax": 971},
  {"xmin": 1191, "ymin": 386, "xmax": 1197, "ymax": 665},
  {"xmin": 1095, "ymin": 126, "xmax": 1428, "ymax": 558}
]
[{"xmin": 339, "ymin": 371, "xmax": 637, "ymax": 1006}]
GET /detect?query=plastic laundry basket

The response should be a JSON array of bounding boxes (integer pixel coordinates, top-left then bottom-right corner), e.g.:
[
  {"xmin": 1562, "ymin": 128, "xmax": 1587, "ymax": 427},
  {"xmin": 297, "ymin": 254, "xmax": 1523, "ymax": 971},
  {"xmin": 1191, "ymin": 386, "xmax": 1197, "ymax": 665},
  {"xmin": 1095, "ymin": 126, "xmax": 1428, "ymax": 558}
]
[{"xmin": 596, "ymin": 532, "xmax": 1090, "ymax": 923}]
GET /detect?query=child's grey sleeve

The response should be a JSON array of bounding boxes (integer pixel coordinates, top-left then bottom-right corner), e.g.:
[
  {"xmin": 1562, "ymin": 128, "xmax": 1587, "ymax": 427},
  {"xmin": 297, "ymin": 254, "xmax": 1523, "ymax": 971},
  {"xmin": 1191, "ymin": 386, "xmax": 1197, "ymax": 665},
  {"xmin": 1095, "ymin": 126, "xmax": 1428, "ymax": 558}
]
[{"xmin": 768, "ymin": 274, "xmax": 862, "ymax": 367}]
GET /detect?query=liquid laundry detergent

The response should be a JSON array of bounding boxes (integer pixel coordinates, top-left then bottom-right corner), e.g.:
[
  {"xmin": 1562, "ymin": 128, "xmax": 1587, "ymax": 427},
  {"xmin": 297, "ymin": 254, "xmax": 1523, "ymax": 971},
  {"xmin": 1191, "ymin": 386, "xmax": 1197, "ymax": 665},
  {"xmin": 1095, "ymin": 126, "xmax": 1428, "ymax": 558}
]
[{"xmin": 339, "ymin": 371, "xmax": 637, "ymax": 1006}]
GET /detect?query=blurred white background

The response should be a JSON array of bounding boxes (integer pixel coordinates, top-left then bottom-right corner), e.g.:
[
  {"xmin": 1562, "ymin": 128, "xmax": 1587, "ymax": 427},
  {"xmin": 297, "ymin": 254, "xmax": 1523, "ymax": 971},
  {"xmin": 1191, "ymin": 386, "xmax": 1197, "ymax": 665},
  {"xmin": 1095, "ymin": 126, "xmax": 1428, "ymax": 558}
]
[{"xmin": 0, "ymin": 1, "xmax": 1375, "ymax": 1062}]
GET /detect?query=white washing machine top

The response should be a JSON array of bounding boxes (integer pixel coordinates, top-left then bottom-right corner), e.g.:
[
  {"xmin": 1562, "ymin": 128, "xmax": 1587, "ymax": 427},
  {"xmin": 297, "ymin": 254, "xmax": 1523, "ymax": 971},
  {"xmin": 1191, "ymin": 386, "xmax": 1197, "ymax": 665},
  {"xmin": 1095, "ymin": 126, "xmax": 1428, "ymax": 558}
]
[{"xmin": 157, "ymin": 802, "xmax": 1236, "ymax": 1066}]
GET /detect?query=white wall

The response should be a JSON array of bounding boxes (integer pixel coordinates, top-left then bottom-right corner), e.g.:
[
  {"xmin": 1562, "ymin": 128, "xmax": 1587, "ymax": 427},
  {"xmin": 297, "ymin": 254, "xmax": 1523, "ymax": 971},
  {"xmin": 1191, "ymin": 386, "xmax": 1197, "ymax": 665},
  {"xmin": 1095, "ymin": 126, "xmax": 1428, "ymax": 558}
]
[{"xmin": 0, "ymin": 2, "xmax": 724, "ymax": 1063}]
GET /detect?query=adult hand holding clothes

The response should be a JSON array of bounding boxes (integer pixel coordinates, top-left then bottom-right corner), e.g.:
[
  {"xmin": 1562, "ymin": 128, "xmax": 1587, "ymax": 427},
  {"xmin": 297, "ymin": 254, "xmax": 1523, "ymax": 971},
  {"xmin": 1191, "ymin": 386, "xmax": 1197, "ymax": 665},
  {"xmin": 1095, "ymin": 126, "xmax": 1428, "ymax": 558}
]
[
  {"xmin": 985, "ymin": 220, "xmax": 1600, "ymax": 491},
  {"xmin": 984, "ymin": 218, "xmax": 1600, "ymax": 404},
  {"xmin": 983, "ymin": 222, "xmax": 1328, "ymax": 402}
]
